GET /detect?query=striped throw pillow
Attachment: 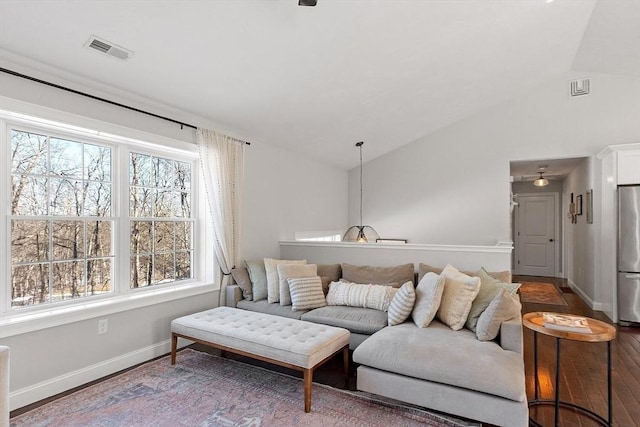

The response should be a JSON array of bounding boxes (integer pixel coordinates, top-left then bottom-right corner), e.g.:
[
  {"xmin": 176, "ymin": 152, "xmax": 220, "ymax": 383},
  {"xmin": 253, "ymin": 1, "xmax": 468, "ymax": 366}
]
[
  {"xmin": 388, "ymin": 281, "xmax": 416, "ymax": 326},
  {"xmin": 288, "ymin": 276, "xmax": 328, "ymax": 311}
]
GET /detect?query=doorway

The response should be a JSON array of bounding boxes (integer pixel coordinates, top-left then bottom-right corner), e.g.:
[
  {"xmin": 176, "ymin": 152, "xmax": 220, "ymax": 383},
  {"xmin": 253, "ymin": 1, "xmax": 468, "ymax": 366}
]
[{"xmin": 513, "ymin": 193, "xmax": 560, "ymax": 277}]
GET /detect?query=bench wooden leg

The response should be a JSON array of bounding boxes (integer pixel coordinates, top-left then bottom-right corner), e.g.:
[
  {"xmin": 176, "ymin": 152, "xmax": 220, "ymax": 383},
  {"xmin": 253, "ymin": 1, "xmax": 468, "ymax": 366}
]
[
  {"xmin": 171, "ymin": 334, "xmax": 177, "ymax": 365},
  {"xmin": 343, "ymin": 346, "xmax": 349, "ymax": 381},
  {"xmin": 303, "ymin": 368, "xmax": 313, "ymax": 413}
]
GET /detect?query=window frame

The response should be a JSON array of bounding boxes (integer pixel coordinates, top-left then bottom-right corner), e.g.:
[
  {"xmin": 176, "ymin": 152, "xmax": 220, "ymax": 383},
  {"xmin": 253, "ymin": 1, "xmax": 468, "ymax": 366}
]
[{"xmin": 0, "ymin": 101, "xmax": 215, "ymax": 338}]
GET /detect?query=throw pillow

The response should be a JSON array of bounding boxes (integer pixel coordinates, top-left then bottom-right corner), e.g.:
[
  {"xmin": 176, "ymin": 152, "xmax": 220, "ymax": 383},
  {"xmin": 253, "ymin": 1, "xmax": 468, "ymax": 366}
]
[
  {"xmin": 264, "ymin": 258, "xmax": 306, "ymax": 304},
  {"xmin": 326, "ymin": 281, "xmax": 398, "ymax": 311},
  {"xmin": 412, "ymin": 272, "xmax": 445, "ymax": 328},
  {"xmin": 436, "ymin": 264, "xmax": 481, "ymax": 330},
  {"xmin": 245, "ymin": 260, "xmax": 267, "ymax": 301},
  {"xmin": 477, "ymin": 267, "xmax": 521, "ymax": 295},
  {"xmin": 230, "ymin": 266, "xmax": 253, "ymax": 300},
  {"xmin": 341, "ymin": 263, "xmax": 414, "ymax": 286},
  {"xmin": 417, "ymin": 263, "xmax": 512, "ymax": 285},
  {"xmin": 316, "ymin": 264, "xmax": 342, "ymax": 283},
  {"xmin": 476, "ymin": 289, "xmax": 522, "ymax": 341},
  {"xmin": 465, "ymin": 279, "xmax": 503, "ymax": 332},
  {"xmin": 388, "ymin": 281, "xmax": 416, "ymax": 326},
  {"xmin": 278, "ymin": 263, "xmax": 318, "ymax": 306},
  {"xmin": 288, "ymin": 276, "xmax": 328, "ymax": 311},
  {"xmin": 466, "ymin": 268, "xmax": 521, "ymax": 332}
]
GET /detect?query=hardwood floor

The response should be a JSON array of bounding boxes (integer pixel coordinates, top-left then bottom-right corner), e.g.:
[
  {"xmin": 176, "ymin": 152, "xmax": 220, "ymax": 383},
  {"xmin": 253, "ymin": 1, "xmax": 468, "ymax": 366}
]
[{"xmin": 515, "ymin": 275, "xmax": 640, "ymax": 427}]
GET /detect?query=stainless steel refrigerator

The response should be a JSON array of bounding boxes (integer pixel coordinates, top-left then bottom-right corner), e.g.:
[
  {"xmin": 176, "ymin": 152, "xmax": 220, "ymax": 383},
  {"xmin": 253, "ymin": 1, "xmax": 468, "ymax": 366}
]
[{"xmin": 618, "ymin": 185, "xmax": 640, "ymax": 325}]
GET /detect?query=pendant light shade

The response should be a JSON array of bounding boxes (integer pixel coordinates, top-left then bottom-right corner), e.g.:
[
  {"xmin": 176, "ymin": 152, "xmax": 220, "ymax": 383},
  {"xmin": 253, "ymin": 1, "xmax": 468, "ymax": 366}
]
[
  {"xmin": 533, "ymin": 172, "xmax": 549, "ymax": 187},
  {"xmin": 343, "ymin": 142, "xmax": 380, "ymax": 243}
]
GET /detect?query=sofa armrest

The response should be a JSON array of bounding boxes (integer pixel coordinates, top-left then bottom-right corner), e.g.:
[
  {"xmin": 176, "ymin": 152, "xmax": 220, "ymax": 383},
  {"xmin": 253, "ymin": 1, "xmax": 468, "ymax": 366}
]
[
  {"xmin": 499, "ymin": 315, "xmax": 524, "ymax": 354},
  {"xmin": 226, "ymin": 285, "xmax": 243, "ymax": 308}
]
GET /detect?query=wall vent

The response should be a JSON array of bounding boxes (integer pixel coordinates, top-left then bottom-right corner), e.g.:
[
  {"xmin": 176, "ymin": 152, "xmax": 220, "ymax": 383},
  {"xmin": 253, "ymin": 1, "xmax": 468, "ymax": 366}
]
[
  {"xmin": 85, "ymin": 35, "xmax": 133, "ymax": 61},
  {"xmin": 570, "ymin": 78, "xmax": 590, "ymax": 97}
]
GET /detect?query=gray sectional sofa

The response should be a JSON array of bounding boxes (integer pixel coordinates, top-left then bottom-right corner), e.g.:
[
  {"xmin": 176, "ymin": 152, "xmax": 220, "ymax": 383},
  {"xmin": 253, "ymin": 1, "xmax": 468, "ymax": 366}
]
[{"xmin": 226, "ymin": 261, "xmax": 528, "ymax": 427}]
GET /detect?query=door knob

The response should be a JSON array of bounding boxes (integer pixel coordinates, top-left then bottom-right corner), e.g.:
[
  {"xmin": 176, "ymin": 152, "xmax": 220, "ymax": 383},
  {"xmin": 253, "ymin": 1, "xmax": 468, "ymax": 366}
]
[{"xmin": 549, "ymin": 239, "xmax": 554, "ymax": 242}]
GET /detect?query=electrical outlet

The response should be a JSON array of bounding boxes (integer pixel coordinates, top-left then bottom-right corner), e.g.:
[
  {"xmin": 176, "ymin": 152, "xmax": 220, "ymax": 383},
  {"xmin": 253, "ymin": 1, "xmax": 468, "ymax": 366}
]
[{"xmin": 98, "ymin": 319, "xmax": 108, "ymax": 334}]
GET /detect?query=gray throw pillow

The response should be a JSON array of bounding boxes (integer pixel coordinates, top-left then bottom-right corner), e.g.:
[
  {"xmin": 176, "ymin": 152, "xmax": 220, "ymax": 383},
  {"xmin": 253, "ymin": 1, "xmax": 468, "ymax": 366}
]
[
  {"xmin": 412, "ymin": 272, "xmax": 445, "ymax": 328},
  {"xmin": 245, "ymin": 260, "xmax": 267, "ymax": 301},
  {"xmin": 230, "ymin": 267, "xmax": 253, "ymax": 300}
]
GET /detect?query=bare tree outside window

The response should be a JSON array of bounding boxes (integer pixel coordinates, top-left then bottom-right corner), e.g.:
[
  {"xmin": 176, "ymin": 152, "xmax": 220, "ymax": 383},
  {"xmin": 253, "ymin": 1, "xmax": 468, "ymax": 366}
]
[
  {"xmin": 129, "ymin": 153, "xmax": 192, "ymax": 288},
  {"xmin": 10, "ymin": 130, "xmax": 114, "ymax": 308}
]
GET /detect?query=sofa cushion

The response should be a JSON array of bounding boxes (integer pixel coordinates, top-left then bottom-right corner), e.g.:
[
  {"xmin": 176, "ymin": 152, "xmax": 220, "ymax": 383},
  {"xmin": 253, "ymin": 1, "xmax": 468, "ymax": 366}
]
[
  {"xmin": 236, "ymin": 299, "xmax": 308, "ymax": 320},
  {"xmin": 476, "ymin": 289, "xmax": 522, "ymax": 341},
  {"xmin": 352, "ymin": 322, "xmax": 526, "ymax": 402},
  {"xmin": 327, "ymin": 281, "xmax": 397, "ymax": 311},
  {"xmin": 288, "ymin": 276, "xmax": 327, "ymax": 311},
  {"xmin": 265, "ymin": 258, "xmax": 306, "ymax": 303},
  {"xmin": 277, "ymin": 263, "xmax": 317, "ymax": 306},
  {"xmin": 412, "ymin": 272, "xmax": 445, "ymax": 328},
  {"xmin": 437, "ymin": 265, "xmax": 481, "ymax": 330},
  {"xmin": 301, "ymin": 306, "xmax": 388, "ymax": 335},
  {"xmin": 317, "ymin": 264, "xmax": 342, "ymax": 283},
  {"xmin": 342, "ymin": 263, "xmax": 414, "ymax": 286},
  {"xmin": 231, "ymin": 267, "xmax": 253, "ymax": 300},
  {"xmin": 387, "ymin": 282, "xmax": 416, "ymax": 326},
  {"xmin": 245, "ymin": 260, "xmax": 268, "ymax": 301}
]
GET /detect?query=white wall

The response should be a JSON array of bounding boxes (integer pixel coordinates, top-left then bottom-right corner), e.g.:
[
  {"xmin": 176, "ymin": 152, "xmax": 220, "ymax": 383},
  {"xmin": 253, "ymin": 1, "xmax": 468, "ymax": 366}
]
[
  {"xmin": 242, "ymin": 143, "xmax": 348, "ymax": 260},
  {"xmin": 562, "ymin": 158, "xmax": 598, "ymax": 304},
  {"xmin": 350, "ymin": 71, "xmax": 640, "ymax": 246}
]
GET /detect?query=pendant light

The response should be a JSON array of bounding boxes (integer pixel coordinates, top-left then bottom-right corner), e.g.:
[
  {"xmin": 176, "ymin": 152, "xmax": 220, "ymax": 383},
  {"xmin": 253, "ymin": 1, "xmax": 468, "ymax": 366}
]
[
  {"xmin": 342, "ymin": 141, "xmax": 380, "ymax": 243},
  {"xmin": 533, "ymin": 172, "xmax": 549, "ymax": 187}
]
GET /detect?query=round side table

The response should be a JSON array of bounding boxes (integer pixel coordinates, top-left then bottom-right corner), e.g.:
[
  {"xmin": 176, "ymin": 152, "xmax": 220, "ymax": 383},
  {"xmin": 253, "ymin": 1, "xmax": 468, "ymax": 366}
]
[{"xmin": 523, "ymin": 312, "xmax": 616, "ymax": 427}]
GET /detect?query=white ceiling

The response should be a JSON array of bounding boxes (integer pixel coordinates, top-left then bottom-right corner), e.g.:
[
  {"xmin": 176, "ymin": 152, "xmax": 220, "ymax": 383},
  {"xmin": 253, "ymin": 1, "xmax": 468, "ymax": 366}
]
[{"xmin": 0, "ymin": 0, "xmax": 638, "ymax": 170}]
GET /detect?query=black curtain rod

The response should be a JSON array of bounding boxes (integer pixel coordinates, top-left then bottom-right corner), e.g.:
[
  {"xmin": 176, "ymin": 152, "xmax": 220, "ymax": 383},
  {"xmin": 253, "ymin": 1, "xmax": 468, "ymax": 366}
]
[
  {"xmin": 1, "ymin": 67, "xmax": 252, "ymax": 144},
  {"xmin": 0, "ymin": 67, "xmax": 200, "ymax": 130}
]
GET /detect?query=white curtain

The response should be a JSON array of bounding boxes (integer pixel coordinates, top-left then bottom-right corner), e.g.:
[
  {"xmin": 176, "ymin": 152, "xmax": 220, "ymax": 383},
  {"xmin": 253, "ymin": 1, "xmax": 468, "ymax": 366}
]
[{"xmin": 197, "ymin": 128, "xmax": 245, "ymax": 302}]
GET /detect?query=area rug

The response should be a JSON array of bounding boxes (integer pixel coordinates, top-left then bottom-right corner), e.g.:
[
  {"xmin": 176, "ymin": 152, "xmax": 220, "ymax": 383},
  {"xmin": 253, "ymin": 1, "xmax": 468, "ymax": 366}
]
[
  {"xmin": 11, "ymin": 349, "xmax": 476, "ymax": 427},
  {"xmin": 519, "ymin": 282, "xmax": 568, "ymax": 306}
]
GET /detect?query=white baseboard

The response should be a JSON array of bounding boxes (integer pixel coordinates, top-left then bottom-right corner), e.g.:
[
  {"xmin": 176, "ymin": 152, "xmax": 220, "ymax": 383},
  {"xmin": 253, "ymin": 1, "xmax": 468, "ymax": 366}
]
[
  {"xmin": 10, "ymin": 337, "xmax": 192, "ymax": 411},
  {"xmin": 567, "ymin": 280, "xmax": 602, "ymax": 311}
]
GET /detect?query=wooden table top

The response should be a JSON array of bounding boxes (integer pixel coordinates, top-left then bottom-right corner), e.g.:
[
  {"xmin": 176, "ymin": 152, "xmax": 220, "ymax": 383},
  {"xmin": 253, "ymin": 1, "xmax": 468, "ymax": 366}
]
[{"xmin": 523, "ymin": 312, "xmax": 617, "ymax": 343}]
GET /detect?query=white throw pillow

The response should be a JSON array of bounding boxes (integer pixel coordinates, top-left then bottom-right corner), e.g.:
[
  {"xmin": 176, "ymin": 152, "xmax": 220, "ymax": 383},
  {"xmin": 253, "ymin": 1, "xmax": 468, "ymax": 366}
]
[
  {"xmin": 264, "ymin": 258, "xmax": 306, "ymax": 304},
  {"xmin": 412, "ymin": 272, "xmax": 445, "ymax": 328},
  {"xmin": 278, "ymin": 263, "xmax": 318, "ymax": 306},
  {"xmin": 388, "ymin": 281, "xmax": 416, "ymax": 326},
  {"xmin": 288, "ymin": 276, "xmax": 327, "ymax": 311},
  {"xmin": 436, "ymin": 264, "xmax": 481, "ymax": 330},
  {"xmin": 326, "ymin": 281, "xmax": 397, "ymax": 311}
]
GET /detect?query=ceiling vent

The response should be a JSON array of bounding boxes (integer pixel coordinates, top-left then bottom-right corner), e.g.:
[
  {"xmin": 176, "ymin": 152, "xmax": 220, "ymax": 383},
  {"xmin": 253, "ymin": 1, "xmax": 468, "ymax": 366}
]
[
  {"xmin": 570, "ymin": 78, "xmax": 590, "ymax": 97},
  {"xmin": 85, "ymin": 35, "xmax": 133, "ymax": 61}
]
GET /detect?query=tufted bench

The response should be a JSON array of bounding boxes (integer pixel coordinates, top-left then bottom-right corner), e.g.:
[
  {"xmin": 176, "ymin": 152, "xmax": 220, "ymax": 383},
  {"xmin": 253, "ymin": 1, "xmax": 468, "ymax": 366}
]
[{"xmin": 171, "ymin": 306, "xmax": 350, "ymax": 412}]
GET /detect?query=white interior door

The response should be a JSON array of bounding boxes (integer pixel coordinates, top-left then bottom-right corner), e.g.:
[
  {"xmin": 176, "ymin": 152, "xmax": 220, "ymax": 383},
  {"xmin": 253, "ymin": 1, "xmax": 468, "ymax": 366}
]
[{"xmin": 515, "ymin": 194, "xmax": 557, "ymax": 277}]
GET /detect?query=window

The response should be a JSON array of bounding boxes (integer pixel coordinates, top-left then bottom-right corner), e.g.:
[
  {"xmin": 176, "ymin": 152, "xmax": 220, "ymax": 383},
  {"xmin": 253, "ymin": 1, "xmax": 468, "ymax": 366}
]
[
  {"xmin": 129, "ymin": 153, "xmax": 193, "ymax": 288},
  {"xmin": 4, "ymin": 117, "xmax": 199, "ymax": 314},
  {"xmin": 10, "ymin": 130, "xmax": 114, "ymax": 308}
]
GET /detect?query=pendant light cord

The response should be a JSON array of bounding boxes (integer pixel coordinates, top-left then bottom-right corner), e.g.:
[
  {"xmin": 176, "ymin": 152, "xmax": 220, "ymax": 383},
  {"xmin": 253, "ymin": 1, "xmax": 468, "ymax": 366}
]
[{"xmin": 357, "ymin": 141, "xmax": 364, "ymax": 227}]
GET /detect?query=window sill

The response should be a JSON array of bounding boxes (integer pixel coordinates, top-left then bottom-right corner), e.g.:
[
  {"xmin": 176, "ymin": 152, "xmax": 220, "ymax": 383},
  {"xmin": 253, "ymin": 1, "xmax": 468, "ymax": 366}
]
[{"xmin": 0, "ymin": 281, "xmax": 216, "ymax": 338}]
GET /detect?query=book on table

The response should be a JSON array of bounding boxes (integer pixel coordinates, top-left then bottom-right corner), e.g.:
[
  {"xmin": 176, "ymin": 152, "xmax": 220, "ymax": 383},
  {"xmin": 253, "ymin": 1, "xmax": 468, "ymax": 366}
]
[{"xmin": 543, "ymin": 313, "xmax": 592, "ymax": 333}]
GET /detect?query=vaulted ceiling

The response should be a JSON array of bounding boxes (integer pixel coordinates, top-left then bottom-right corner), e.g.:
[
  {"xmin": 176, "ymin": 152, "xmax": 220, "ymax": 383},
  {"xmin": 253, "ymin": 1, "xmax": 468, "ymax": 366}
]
[{"xmin": 1, "ymin": 0, "xmax": 638, "ymax": 169}]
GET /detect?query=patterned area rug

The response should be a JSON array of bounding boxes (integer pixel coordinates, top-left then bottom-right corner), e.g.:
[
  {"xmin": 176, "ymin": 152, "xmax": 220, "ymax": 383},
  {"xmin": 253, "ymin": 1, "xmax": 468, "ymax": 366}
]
[
  {"xmin": 519, "ymin": 282, "xmax": 568, "ymax": 306},
  {"xmin": 11, "ymin": 349, "xmax": 476, "ymax": 427}
]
